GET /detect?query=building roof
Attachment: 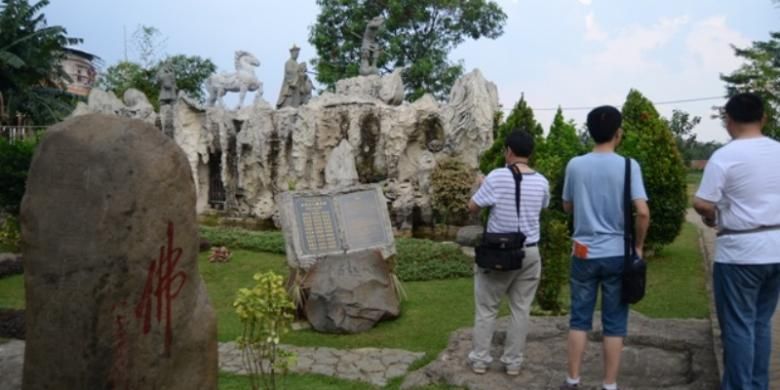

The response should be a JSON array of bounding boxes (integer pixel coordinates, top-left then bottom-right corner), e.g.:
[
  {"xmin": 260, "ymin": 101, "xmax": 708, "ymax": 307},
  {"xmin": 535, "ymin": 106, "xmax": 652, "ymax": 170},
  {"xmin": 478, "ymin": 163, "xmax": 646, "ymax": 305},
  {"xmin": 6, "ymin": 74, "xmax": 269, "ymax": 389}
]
[{"xmin": 63, "ymin": 47, "xmax": 101, "ymax": 62}]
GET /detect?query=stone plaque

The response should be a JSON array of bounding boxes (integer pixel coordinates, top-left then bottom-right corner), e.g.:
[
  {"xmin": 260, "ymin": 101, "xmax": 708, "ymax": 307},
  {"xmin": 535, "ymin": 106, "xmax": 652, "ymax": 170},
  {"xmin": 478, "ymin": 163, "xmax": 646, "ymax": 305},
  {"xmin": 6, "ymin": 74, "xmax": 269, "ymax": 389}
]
[
  {"xmin": 336, "ymin": 190, "xmax": 390, "ymax": 250},
  {"xmin": 293, "ymin": 196, "xmax": 342, "ymax": 255},
  {"xmin": 277, "ymin": 185, "xmax": 395, "ymax": 269}
]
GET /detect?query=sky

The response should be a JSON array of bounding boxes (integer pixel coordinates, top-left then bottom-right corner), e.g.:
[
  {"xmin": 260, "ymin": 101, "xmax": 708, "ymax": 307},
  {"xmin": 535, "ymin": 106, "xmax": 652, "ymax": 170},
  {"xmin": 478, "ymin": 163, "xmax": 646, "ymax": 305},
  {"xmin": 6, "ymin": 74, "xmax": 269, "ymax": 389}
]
[{"xmin": 46, "ymin": 0, "xmax": 779, "ymax": 142}]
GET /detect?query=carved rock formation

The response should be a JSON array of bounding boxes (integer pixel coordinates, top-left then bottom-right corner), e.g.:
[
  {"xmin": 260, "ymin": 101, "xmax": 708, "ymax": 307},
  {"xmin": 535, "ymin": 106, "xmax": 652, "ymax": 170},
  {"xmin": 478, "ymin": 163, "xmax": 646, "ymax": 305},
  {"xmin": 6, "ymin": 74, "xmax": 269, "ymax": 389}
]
[{"xmin": 72, "ymin": 69, "xmax": 499, "ymax": 232}]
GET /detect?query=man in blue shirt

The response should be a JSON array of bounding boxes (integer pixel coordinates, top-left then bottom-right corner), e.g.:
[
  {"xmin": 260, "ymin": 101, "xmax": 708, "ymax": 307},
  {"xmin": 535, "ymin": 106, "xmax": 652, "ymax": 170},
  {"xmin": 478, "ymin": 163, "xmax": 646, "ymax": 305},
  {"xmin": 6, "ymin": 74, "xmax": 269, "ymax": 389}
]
[{"xmin": 560, "ymin": 106, "xmax": 650, "ymax": 390}]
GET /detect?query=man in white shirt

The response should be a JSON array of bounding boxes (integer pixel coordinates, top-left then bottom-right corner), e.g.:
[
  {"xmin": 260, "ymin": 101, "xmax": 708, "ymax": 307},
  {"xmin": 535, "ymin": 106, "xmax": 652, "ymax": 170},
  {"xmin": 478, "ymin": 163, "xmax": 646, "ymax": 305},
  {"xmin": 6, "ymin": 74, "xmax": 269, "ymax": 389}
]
[
  {"xmin": 467, "ymin": 130, "xmax": 550, "ymax": 376},
  {"xmin": 694, "ymin": 92, "xmax": 780, "ymax": 390}
]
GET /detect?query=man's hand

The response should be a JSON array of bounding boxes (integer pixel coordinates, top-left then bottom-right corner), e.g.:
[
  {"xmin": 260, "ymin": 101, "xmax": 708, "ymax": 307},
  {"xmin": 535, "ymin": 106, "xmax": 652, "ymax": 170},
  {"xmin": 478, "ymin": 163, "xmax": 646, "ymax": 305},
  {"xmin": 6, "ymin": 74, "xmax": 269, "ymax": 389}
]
[
  {"xmin": 702, "ymin": 216, "xmax": 717, "ymax": 228},
  {"xmin": 475, "ymin": 174, "xmax": 485, "ymax": 186}
]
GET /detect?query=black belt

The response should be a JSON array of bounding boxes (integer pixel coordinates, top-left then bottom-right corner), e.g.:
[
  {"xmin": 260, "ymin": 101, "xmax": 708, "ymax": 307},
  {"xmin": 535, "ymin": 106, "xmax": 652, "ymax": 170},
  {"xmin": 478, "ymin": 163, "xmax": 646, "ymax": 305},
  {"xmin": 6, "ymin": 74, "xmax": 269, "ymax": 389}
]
[
  {"xmin": 717, "ymin": 225, "xmax": 780, "ymax": 237},
  {"xmin": 525, "ymin": 242, "xmax": 538, "ymax": 247}
]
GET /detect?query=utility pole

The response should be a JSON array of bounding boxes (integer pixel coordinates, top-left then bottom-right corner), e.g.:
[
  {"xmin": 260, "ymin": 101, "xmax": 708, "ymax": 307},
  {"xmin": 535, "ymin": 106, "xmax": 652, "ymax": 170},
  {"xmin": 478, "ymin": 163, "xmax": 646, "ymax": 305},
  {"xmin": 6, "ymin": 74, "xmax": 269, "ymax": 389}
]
[{"xmin": 123, "ymin": 25, "xmax": 128, "ymax": 62}]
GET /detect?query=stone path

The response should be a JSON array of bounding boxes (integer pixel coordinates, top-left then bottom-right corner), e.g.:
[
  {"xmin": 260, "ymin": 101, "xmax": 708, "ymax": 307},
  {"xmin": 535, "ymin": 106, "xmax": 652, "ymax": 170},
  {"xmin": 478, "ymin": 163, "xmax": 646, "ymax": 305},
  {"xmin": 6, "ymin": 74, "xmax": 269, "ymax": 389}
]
[
  {"xmin": 0, "ymin": 339, "xmax": 23, "ymax": 390},
  {"xmin": 401, "ymin": 313, "xmax": 718, "ymax": 390},
  {"xmin": 219, "ymin": 342, "xmax": 424, "ymax": 386},
  {"xmin": 687, "ymin": 209, "xmax": 780, "ymax": 389},
  {"xmin": 0, "ymin": 339, "xmax": 424, "ymax": 389}
]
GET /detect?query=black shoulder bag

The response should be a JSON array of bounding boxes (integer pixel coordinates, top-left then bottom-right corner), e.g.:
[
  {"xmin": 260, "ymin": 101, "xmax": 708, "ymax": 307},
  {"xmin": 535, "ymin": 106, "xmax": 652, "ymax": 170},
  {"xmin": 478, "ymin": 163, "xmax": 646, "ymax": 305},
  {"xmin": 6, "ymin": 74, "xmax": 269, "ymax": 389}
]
[
  {"xmin": 621, "ymin": 157, "xmax": 647, "ymax": 304},
  {"xmin": 474, "ymin": 165, "xmax": 527, "ymax": 271}
]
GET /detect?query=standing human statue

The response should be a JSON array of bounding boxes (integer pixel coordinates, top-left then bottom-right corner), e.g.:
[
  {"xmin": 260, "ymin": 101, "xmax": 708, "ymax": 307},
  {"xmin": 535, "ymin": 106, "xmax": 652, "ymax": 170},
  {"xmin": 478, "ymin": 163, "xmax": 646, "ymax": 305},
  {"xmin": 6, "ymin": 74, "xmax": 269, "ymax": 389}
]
[
  {"xmin": 156, "ymin": 61, "xmax": 177, "ymax": 105},
  {"xmin": 277, "ymin": 45, "xmax": 301, "ymax": 108},
  {"xmin": 156, "ymin": 61, "xmax": 177, "ymax": 138},
  {"xmin": 297, "ymin": 63, "xmax": 313, "ymax": 105},
  {"xmin": 359, "ymin": 16, "xmax": 384, "ymax": 76}
]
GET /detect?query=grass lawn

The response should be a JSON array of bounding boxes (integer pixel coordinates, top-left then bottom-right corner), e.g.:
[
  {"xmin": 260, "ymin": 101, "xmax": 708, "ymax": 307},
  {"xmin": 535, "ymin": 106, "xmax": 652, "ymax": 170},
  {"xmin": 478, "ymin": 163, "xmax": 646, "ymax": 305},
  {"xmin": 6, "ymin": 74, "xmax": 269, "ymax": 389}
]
[
  {"xmin": 633, "ymin": 222, "xmax": 709, "ymax": 318},
  {"xmin": 0, "ymin": 274, "xmax": 23, "ymax": 308}
]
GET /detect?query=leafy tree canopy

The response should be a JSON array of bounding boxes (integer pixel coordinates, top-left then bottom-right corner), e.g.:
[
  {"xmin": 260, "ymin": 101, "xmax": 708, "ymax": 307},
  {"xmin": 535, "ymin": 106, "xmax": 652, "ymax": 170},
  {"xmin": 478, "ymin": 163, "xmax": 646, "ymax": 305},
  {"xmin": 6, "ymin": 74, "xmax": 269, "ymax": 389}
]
[
  {"xmin": 619, "ymin": 89, "xmax": 687, "ymax": 249},
  {"xmin": 720, "ymin": 31, "xmax": 780, "ymax": 139},
  {"xmin": 0, "ymin": 0, "xmax": 82, "ymax": 125},
  {"xmin": 309, "ymin": 0, "xmax": 507, "ymax": 101},
  {"xmin": 479, "ymin": 94, "xmax": 543, "ymax": 173},
  {"xmin": 97, "ymin": 26, "xmax": 216, "ymax": 109}
]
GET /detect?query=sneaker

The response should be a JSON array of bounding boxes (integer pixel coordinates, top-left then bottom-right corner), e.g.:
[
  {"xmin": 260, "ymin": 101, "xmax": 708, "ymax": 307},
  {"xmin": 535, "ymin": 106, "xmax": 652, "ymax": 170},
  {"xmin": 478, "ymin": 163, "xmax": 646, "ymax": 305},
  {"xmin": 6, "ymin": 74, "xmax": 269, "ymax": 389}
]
[
  {"xmin": 559, "ymin": 382, "xmax": 579, "ymax": 389},
  {"xmin": 505, "ymin": 365, "xmax": 521, "ymax": 376},
  {"xmin": 470, "ymin": 362, "xmax": 487, "ymax": 374}
]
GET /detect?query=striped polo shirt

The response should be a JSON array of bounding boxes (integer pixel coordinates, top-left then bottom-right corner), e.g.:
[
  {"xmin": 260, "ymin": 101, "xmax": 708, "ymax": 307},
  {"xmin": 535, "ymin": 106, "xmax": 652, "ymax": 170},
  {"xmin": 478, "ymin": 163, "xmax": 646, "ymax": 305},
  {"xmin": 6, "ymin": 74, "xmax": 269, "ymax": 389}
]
[{"xmin": 471, "ymin": 167, "xmax": 550, "ymax": 243}]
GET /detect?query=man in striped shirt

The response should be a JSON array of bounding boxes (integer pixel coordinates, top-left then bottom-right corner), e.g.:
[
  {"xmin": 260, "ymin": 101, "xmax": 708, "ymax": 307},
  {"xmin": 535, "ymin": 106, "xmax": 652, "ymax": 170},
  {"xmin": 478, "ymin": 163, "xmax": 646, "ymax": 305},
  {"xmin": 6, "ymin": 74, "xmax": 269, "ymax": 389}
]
[{"xmin": 466, "ymin": 130, "xmax": 550, "ymax": 375}]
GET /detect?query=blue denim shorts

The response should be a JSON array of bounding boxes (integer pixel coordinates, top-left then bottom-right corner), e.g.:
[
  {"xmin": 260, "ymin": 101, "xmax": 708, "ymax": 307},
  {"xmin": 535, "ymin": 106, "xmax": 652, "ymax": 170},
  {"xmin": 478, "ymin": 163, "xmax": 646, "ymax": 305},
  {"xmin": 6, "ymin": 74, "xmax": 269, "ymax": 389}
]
[{"xmin": 569, "ymin": 255, "xmax": 629, "ymax": 337}]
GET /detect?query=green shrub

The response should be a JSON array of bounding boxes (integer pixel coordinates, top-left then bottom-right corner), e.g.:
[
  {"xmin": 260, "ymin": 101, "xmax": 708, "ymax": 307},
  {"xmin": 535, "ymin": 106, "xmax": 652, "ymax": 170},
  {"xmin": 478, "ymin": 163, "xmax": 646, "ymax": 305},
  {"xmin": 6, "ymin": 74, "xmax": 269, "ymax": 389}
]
[
  {"xmin": 200, "ymin": 226, "xmax": 286, "ymax": 254},
  {"xmin": 199, "ymin": 226, "xmax": 474, "ymax": 282},
  {"xmin": 234, "ymin": 271, "xmax": 296, "ymax": 390},
  {"xmin": 430, "ymin": 158, "xmax": 474, "ymax": 225},
  {"xmin": 0, "ymin": 138, "xmax": 37, "ymax": 215},
  {"xmin": 0, "ymin": 215, "xmax": 21, "ymax": 252},
  {"xmin": 395, "ymin": 238, "xmax": 473, "ymax": 281},
  {"xmin": 619, "ymin": 89, "xmax": 687, "ymax": 249},
  {"xmin": 535, "ymin": 210, "xmax": 570, "ymax": 313}
]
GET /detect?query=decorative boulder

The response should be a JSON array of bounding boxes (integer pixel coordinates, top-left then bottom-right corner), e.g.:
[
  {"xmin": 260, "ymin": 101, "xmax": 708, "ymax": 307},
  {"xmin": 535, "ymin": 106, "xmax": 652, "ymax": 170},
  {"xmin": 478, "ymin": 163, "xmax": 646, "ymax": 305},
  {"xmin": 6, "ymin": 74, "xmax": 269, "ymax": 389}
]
[
  {"xmin": 304, "ymin": 250, "xmax": 400, "ymax": 333},
  {"xmin": 20, "ymin": 114, "xmax": 217, "ymax": 389}
]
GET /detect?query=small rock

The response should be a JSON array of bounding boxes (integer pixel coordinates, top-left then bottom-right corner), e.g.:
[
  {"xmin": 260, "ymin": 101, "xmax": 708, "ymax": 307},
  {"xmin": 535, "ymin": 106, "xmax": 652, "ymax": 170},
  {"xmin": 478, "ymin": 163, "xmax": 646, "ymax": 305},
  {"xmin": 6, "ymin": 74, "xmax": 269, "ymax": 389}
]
[{"xmin": 456, "ymin": 225, "xmax": 483, "ymax": 247}]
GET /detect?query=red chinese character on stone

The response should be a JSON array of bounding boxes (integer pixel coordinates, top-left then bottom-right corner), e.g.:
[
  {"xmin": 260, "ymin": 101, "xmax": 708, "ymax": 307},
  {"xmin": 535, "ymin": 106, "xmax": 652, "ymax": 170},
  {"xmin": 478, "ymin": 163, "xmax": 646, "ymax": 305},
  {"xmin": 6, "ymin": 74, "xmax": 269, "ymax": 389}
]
[{"xmin": 134, "ymin": 222, "xmax": 187, "ymax": 356}]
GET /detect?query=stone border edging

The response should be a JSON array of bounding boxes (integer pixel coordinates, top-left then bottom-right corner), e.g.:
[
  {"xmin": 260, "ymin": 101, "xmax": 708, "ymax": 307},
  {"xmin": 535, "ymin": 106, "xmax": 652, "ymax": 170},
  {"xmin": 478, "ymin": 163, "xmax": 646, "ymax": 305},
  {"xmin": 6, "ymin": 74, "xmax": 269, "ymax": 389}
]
[{"xmin": 687, "ymin": 210, "xmax": 724, "ymax": 380}]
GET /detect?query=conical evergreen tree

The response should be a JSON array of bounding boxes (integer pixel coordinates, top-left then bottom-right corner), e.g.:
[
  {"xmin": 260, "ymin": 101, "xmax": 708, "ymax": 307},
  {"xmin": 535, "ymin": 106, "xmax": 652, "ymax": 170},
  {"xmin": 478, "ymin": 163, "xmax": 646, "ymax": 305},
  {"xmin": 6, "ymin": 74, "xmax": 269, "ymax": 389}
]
[
  {"xmin": 535, "ymin": 107, "xmax": 583, "ymax": 212},
  {"xmin": 479, "ymin": 94, "xmax": 543, "ymax": 173},
  {"xmin": 619, "ymin": 89, "xmax": 687, "ymax": 249}
]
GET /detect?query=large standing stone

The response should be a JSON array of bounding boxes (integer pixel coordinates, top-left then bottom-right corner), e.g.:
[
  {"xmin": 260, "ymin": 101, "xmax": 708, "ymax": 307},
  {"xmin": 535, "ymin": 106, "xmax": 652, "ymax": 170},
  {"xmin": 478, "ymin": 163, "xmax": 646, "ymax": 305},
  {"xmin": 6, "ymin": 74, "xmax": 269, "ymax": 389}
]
[
  {"xmin": 20, "ymin": 114, "xmax": 217, "ymax": 389},
  {"xmin": 304, "ymin": 250, "xmax": 400, "ymax": 333}
]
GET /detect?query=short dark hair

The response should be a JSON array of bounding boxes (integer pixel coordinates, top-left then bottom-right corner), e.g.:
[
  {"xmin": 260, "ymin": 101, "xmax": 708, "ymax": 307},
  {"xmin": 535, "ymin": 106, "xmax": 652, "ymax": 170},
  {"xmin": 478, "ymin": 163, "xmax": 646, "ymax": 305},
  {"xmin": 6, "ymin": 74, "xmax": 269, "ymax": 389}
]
[
  {"xmin": 505, "ymin": 129, "xmax": 534, "ymax": 158},
  {"xmin": 725, "ymin": 92, "xmax": 764, "ymax": 124},
  {"xmin": 587, "ymin": 106, "xmax": 622, "ymax": 144}
]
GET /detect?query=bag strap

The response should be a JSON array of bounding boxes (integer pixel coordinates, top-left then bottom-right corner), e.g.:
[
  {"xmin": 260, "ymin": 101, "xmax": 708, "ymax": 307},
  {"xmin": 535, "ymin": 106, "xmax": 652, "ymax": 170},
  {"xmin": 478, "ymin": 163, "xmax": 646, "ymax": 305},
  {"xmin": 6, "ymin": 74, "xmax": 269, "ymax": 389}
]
[
  {"xmin": 624, "ymin": 157, "xmax": 634, "ymax": 266},
  {"xmin": 509, "ymin": 165, "xmax": 523, "ymax": 233},
  {"xmin": 480, "ymin": 166, "xmax": 524, "ymax": 237}
]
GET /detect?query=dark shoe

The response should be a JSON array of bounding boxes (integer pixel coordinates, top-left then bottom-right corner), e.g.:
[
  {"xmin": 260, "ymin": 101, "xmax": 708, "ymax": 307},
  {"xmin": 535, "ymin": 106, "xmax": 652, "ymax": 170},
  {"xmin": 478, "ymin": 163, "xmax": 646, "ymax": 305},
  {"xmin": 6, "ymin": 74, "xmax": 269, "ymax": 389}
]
[{"xmin": 559, "ymin": 382, "xmax": 579, "ymax": 389}]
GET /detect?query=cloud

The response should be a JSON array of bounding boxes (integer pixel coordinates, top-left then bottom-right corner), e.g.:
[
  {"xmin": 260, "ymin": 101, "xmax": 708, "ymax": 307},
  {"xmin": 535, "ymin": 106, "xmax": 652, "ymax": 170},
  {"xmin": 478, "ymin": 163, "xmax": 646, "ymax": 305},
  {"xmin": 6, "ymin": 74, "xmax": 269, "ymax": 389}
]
[
  {"xmin": 587, "ymin": 16, "xmax": 689, "ymax": 71},
  {"xmin": 584, "ymin": 12, "xmax": 607, "ymax": 41},
  {"xmin": 684, "ymin": 16, "xmax": 749, "ymax": 73},
  {"xmin": 510, "ymin": 15, "xmax": 749, "ymax": 142},
  {"xmin": 578, "ymin": 0, "xmax": 592, "ymax": 5}
]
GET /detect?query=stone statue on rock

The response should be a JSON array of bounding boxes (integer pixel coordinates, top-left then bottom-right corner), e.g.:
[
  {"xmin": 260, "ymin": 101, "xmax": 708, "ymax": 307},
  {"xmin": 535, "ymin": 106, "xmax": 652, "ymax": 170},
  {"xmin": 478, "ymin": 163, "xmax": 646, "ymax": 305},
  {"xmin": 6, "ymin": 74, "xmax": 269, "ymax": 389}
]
[
  {"xmin": 206, "ymin": 50, "xmax": 262, "ymax": 109},
  {"xmin": 277, "ymin": 45, "xmax": 301, "ymax": 109},
  {"xmin": 71, "ymin": 88, "xmax": 159, "ymax": 126},
  {"xmin": 277, "ymin": 45, "xmax": 314, "ymax": 109},
  {"xmin": 156, "ymin": 60, "xmax": 177, "ymax": 105},
  {"xmin": 298, "ymin": 63, "xmax": 313, "ymax": 105},
  {"xmin": 359, "ymin": 16, "xmax": 384, "ymax": 76}
]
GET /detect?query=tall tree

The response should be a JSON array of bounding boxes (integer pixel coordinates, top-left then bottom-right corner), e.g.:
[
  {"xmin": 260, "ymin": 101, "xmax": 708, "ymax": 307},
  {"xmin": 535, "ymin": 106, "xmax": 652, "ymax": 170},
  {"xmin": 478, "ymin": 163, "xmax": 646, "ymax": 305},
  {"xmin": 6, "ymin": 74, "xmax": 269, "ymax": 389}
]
[
  {"xmin": 98, "ymin": 26, "xmax": 216, "ymax": 108},
  {"xmin": 99, "ymin": 56, "xmax": 216, "ymax": 108},
  {"xmin": 0, "ymin": 0, "xmax": 82, "ymax": 125},
  {"xmin": 619, "ymin": 89, "xmax": 687, "ymax": 250},
  {"xmin": 479, "ymin": 94, "xmax": 543, "ymax": 173},
  {"xmin": 536, "ymin": 108, "xmax": 583, "ymax": 212},
  {"xmin": 720, "ymin": 31, "xmax": 780, "ymax": 139},
  {"xmin": 309, "ymin": 0, "xmax": 507, "ymax": 101},
  {"xmin": 663, "ymin": 109, "xmax": 702, "ymax": 164}
]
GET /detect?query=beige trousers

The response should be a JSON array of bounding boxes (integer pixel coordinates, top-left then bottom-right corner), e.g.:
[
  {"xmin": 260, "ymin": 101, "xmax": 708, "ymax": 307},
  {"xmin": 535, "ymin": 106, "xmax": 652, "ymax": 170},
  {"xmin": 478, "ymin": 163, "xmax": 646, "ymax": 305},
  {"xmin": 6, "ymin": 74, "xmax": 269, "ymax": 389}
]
[{"xmin": 468, "ymin": 246, "xmax": 542, "ymax": 368}]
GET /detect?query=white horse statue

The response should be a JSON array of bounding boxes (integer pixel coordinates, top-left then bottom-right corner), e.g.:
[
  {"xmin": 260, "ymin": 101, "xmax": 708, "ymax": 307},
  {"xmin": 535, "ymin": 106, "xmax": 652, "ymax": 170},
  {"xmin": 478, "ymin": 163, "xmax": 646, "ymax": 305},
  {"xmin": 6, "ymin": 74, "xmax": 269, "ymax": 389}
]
[{"xmin": 206, "ymin": 50, "xmax": 262, "ymax": 109}]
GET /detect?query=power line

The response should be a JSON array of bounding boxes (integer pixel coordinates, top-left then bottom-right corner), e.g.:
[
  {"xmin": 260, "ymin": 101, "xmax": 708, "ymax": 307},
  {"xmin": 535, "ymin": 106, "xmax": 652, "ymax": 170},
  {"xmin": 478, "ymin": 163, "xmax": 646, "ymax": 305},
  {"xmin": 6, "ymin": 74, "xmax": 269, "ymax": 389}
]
[{"xmin": 504, "ymin": 95, "xmax": 727, "ymax": 112}]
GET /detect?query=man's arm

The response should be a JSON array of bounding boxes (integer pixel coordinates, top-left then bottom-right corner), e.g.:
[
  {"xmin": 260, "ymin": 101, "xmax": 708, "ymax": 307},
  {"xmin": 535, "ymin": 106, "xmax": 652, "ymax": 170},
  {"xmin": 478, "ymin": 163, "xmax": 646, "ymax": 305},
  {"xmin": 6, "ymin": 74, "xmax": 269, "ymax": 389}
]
[
  {"xmin": 633, "ymin": 199, "xmax": 650, "ymax": 258},
  {"xmin": 467, "ymin": 174, "xmax": 487, "ymax": 214},
  {"xmin": 563, "ymin": 201, "xmax": 573, "ymax": 214},
  {"xmin": 693, "ymin": 197, "xmax": 717, "ymax": 227}
]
